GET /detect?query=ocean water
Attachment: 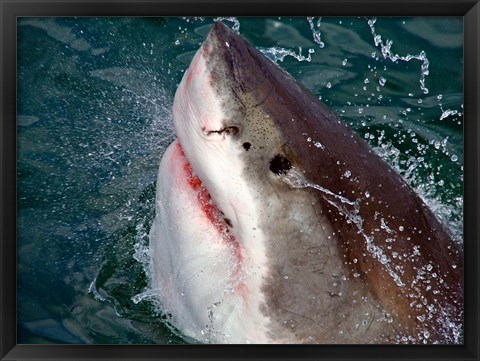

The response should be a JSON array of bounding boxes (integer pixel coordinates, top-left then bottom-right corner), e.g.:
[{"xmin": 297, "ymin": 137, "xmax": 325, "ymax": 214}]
[{"xmin": 17, "ymin": 16, "xmax": 463, "ymax": 344}]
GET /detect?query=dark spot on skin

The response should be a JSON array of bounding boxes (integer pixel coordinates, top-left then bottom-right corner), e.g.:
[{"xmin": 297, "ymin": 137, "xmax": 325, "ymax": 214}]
[
  {"xmin": 224, "ymin": 218, "xmax": 233, "ymax": 227},
  {"xmin": 243, "ymin": 142, "xmax": 251, "ymax": 151},
  {"xmin": 270, "ymin": 154, "xmax": 292, "ymax": 175}
]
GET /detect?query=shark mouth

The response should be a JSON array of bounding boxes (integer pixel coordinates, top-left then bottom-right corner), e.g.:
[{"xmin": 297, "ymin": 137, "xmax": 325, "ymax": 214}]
[{"xmin": 171, "ymin": 140, "xmax": 244, "ymax": 277}]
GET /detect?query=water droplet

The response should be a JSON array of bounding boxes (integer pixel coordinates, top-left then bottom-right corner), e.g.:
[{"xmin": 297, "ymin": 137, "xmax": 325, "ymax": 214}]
[
  {"xmin": 399, "ymin": 226, "xmax": 404, "ymax": 231},
  {"xmin": 380, "ymin": 255, "xmax": 388, "ymax": 264},
  {"xmin": 417, "ymin": 315, "xmax": 426, "ymax": 322},
  {"xmin": 313, "ymin": 141, "xmax": 324, "ymax": 149},
  {"xmin": 379, "ymin": 77, "xmax": 386, "ymax": 86},
  {"xmin": 342, "ymin": 59, "xmax": 348, "ymax": 66}
]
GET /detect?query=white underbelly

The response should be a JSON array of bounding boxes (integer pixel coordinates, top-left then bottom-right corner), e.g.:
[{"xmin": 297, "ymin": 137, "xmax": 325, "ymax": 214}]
[{"xmin": 149, "ymin": 140, "xmax": 270, "ymax": 343}]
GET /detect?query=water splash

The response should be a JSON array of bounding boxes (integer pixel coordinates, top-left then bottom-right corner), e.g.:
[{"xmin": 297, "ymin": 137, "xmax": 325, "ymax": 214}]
[
  {"xmin": 213, "ymin": 17, "xmax": 241, "ymax": 33},
  {"xmin": 367, "ymin": 18, "xmax": 430, "ymax": 95},
  {"xmin": 439, "ymin": 109, "xmax": 459, "ymax": 120},
  {"xmin": 436, "ymin": 96, "xmax": 463, "ymax": 121},
  {"xmin": 307, "ymin": 17, "xmax": 325, "ymax": 48},
  {"xmin": 132, "ymin": 289, "xmax": 161, "ymax": 306},
  {"xmin": 260, "ymin": 46, "xmax": 315, "ymax": 63},
  {"xmin": 372, "ymin": 138, "xmax": 463, "ymax": 244},
  {"xmin": 182, "ymin": 17, "xmax": 205, "ymax": 23},
  {"xmin": 88, "ymin": 277, "xmax": 107, "ymax": 301}
]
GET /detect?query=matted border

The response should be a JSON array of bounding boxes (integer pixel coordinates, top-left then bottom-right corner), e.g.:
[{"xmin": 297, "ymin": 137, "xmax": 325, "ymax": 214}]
[{"xmin": 1, "ymin": 1, "xmax": 479, "ymax": 360}]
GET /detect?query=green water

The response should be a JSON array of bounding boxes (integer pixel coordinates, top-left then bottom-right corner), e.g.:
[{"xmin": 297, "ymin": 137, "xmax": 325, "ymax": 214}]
[{"xmin": 17, "ymin": 16, "xmax": 463, "ymax": 344}]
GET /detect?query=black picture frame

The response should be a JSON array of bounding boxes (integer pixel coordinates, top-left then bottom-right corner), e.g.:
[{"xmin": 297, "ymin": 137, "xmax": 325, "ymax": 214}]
[{"xmin": 1, "ymin": 1, "xmax": 479, "ymax": 360}]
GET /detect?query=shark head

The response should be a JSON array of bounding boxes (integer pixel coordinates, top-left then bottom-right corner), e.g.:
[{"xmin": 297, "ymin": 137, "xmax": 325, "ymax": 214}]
[
  {"xmin": 152, "ymin": 22, "xmax": 464, "ymax": 344},
  {"xmin": 172, "ymin": 22, "xmax": 289, "ymax": 232}
]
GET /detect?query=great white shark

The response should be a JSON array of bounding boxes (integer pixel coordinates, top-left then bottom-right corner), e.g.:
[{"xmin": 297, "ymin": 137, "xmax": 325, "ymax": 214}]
[{"xmin": 149, "ymin": 22, "xmax": 463, "ymax": 344}]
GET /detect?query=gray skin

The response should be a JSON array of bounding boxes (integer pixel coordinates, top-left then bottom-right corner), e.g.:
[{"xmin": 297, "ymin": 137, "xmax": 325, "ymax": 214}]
[{"xmin": 195, "ymin": 22, "xmax": 463, "ymax": 344}]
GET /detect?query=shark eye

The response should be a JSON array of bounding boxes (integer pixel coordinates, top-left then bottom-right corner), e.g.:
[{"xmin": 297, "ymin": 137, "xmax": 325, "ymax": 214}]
[
  {"xmin": 203, "ymin": 126, "xmax": 240, "ymax": 137},
  {"xmin": 224, "ymin": 126, "xmax": 240, "ymax": 136},
  {"xmin": 270, "ymin": 154, "xmax": 291, "ymax": 175}
]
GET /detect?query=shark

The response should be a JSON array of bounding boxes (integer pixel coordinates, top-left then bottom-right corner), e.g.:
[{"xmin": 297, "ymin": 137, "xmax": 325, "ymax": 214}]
[{"xmin": 148, "ymin": 22, "xmax": 464, "ymax": 344}]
